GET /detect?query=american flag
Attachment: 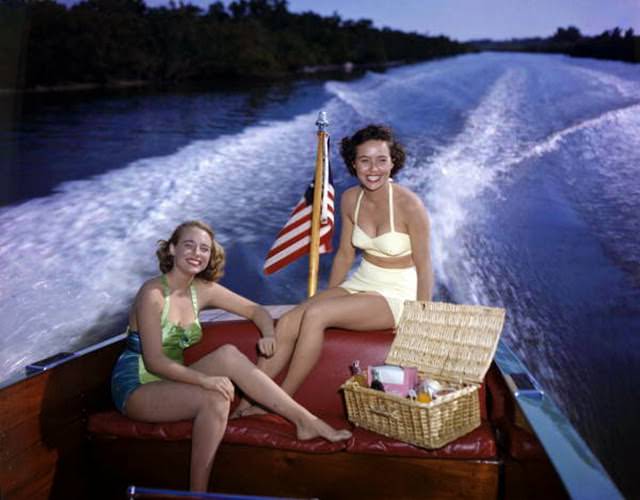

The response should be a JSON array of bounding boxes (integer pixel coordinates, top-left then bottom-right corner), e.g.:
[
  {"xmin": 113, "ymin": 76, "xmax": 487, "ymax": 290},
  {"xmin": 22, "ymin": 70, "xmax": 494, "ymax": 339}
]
[{"xmin": 263, "ymin": 137, "xmax": 335, "ymax": 275}]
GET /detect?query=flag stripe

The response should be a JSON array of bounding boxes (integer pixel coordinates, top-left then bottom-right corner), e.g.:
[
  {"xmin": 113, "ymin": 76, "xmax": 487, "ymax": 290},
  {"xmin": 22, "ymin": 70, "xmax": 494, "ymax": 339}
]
[
  {"xmin": 264, "ymin": 230, "xmax": 333, "ymax": 274},
  {"xmin": 265, "ymin": 217, "xmax": 333, "ymax": 264},
  {"xmin": 263, "ymin": 133, "xmax": 335, "ymax": 275},
  {"xmin": 268, "ymin": 222, "xmax": 313, "ymax": 257},
  {"xmin": 269, "ymin": 205, "xmax": 335, "ymax": 253},
  {"xmin": 267, "ymin": 189, "xmax": 335, "ymax": 247}
]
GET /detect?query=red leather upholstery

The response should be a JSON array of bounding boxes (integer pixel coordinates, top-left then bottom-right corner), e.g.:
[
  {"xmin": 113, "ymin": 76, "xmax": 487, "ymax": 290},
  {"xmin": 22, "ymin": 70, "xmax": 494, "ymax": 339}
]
[
  {"xmin": 185, "ymin": 321, "xmax": 395, "ymax": 418},
  {"xmin": 89, "ymin": 319, "xmax": 495, "ymax": 459},
  {"xmin": 292, "ymin": 328, "xmax": 395, "ymax": 418},
  {"xmin": 89, "ymin": 410, "xmax": 349, "ymax": 453},
  {"xmin": 223, "ymin": 414, "xmax": 349, "ymax": 453},
  {"xmin": 184, "ymin": 321, "xmax": 261, "ymax": 365},
  {"xmin": 88, "ymin": 410, "xmax": 192, "ymax": 440},
  {"xmin": 185, "ymin": 321, "xmax": 488, "ymax": 419},
  {"xmin": 347, "ymin": 423, "xmax": 497, "ymax": 459}
]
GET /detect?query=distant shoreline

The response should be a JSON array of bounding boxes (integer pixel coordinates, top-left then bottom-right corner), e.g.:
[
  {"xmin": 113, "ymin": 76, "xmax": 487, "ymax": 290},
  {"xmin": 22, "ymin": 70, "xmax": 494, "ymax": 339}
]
[
  {"xmin": 1, "ymin": 0, "xmax": 469, "ymax": 94},
  {"xmin": 0, "ymin": 79, "xmax": 149, "ymax": 95},
  {"xmin": 0, "ymin": 59, "xmax": 410, "ymax": 95}
]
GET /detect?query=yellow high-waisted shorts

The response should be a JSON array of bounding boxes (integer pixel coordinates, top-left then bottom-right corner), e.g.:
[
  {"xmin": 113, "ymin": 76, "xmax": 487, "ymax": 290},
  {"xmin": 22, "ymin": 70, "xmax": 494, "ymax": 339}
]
[{"xmin": 339, "ymin": 259, "xmax": 417, "ymax": 326}]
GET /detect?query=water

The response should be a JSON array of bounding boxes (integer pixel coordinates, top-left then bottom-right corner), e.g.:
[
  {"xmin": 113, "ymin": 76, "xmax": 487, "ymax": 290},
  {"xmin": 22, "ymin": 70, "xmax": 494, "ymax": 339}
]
[{"xmin": 1, "ymin": 53, "xmax": 639, "ymax": 496}]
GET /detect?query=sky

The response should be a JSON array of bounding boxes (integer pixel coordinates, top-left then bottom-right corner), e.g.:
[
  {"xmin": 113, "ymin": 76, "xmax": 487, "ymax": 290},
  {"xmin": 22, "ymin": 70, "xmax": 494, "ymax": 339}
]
[{"xmin": 142, "ymin": 0, "xmax": 640, "ymax": 41}]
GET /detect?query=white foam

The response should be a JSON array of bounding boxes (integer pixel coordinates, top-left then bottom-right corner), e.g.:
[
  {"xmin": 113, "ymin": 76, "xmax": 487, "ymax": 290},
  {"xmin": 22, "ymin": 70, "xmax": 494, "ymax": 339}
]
[
  {"xmin": 0, "ymin": 109, "xmax": 329, "ymax": 380},
  {"xmin": 403, "ymin": 63, "xmax": 640, "ymax": 305},
  {"xmin": 3, "ymin": 52, "xmax": 639, "ymax": 387},
  {"xmin": 404, "ymin": 67, "xmax": 526, "ymax": 300},
  {"xmin": 566, "ymin": 63, "xmax": 640, "ymax": 100}
]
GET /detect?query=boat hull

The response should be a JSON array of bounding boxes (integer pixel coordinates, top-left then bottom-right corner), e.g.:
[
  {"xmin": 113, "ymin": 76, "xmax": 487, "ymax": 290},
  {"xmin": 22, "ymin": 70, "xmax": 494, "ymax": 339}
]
[{"xmin": 0, "ymin": 314, "xmax": 570, "ymax": 499}]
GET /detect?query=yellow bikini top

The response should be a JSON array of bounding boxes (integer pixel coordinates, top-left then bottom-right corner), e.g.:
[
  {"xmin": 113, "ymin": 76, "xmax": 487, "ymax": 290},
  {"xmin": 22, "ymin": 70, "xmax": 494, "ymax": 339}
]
[{"xmin": 351, "ymin": 182, "xmax": 412, "ymax": 258}]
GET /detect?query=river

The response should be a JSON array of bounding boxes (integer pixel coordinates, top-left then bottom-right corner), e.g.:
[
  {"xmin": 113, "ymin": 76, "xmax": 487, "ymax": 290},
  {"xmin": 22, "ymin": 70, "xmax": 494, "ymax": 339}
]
[{"xmin": 1, "ymin": 52, "xmax": 639, "ymax": 497}]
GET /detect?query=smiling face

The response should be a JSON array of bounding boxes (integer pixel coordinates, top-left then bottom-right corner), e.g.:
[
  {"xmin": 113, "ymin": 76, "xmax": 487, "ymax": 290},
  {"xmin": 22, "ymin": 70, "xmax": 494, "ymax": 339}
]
[
  {"xmin": 354, "ymin": 140, "xmax": 394, "ymax": 191},
  {"xmin": 169, "ymin": 226, "xmax": 213, "ymax": 276}
]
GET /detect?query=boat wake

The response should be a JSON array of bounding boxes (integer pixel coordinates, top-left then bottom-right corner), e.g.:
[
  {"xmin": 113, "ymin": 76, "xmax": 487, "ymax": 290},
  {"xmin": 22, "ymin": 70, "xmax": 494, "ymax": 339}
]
[
  {"xmin": 0, "ymin": 109, "xmax": 329, "ymax": 380},
  {"xmin": 2, "ymin": 54, "xmax": 640, "ymax": 497}
]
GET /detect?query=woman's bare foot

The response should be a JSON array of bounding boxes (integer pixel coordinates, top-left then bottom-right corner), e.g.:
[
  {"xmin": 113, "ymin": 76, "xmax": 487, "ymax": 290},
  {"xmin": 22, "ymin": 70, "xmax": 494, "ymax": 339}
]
[
  {"xmin": 240, "ymin": 405, "xmax": 268, "ymax": 417},
  {"xmin": 230, "ymin": 399, "xmax": 252, "ymax": 419},
  {"xmin": 296, "ymin": 417, "xmax": 352, "ymax": 442},
  {"xmin": 230, "ymin": 402, "xmax": 268, "ymax": 419}
]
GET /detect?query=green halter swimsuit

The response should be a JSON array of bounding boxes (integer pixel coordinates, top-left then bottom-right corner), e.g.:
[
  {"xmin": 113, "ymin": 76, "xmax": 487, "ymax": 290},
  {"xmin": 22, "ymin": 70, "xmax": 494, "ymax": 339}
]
[{"xmin": 111, "ymin": 275, "xmax": 203, "ymax": 413}]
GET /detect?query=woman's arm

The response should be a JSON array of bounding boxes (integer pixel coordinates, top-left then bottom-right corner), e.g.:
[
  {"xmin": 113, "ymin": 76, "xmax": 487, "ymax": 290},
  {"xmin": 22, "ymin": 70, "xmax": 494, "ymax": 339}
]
[
  {"xmin": 199, "ymin": 283, "xmax": 276, "ymax": 356},
  {"xmin": 135, "ymin": 283, "xmax": 232, "ymax": 398},
  {"xmin": 328, "ymin": 190, "xmax": 357, "ymax": 287},
  {"xmin": 406, "ymin": 194, "xmax": 434, "ymax": 301}
]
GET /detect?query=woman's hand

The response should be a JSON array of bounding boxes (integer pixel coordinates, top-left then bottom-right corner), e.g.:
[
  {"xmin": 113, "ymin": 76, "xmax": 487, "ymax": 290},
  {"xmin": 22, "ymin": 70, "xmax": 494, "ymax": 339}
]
[
  {"xmin": 200, "ymin": 375, "xmax": 235, "ymax": 401},
  {"xmin": 258, "ymin": 337, "xmax": 277, "ymax": 357}
]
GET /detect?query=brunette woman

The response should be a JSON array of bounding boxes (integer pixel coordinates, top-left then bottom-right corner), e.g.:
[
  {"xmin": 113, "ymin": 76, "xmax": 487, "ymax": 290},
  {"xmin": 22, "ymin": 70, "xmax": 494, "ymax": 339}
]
[{"xmin": 235, "ymin": 125, "xmax": 433, "ymax": 417}]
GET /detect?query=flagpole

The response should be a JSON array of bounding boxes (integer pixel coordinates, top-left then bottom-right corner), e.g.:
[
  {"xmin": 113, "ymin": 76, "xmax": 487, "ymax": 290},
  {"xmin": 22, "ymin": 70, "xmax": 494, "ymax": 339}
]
[{"xmin": 308, "ymin": 111, "xmax": 328, "ymax": 297}]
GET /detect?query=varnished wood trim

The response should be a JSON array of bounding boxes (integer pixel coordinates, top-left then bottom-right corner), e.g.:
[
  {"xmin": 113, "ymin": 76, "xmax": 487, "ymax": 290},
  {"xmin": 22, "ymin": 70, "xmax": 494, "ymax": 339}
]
[{"xmin": 89, "ymin": 438, "xmax": 500, "ymax": 500}]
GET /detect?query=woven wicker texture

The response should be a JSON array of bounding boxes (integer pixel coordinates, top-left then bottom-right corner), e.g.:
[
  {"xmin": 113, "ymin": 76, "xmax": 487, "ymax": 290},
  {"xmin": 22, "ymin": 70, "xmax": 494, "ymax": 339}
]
[
  {"xmin": 342, "ymin": 301, "xmax": 505, "ymax": 449},
  {"xmin": 387, "ymin": 301, "xmax": 506, "ymax": 384},
  {"xmin": 343, "ymin": 380, "xmax": 481, "ymax": 449}
]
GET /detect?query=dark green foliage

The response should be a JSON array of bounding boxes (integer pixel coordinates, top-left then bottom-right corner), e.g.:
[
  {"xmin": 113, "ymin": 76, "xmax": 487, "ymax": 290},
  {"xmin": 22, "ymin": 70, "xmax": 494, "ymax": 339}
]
[
  {"xmin": 471, "ymin": 25, "xmax": 640, "ymax": 64},
  {"xmin": 0, "ymin": 0, "xmax": 469, "ymax": 89},
  {"xmin": 0, "ymin": 1, "xmax": 30, "ymax": 89},
  {"xmin": 552, "ymin": 26, "xmax": 582, "ymax": 43},
  {"xmin": 568, "ymin": 28, "xmax": 639, "ymax": 63}
]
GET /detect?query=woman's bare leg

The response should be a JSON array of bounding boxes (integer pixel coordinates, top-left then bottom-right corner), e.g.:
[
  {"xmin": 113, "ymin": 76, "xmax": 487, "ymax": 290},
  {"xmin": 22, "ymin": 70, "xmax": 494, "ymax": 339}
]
[
  {"xmin": 232, "ymin": 288, "xmax": 349, "ymax": 417},
  {"xmin": 263, "ymin": 288, "xmax": 350, "ymax": 379},
  {"xmin": 280, "ymin": 292, "xmax": 395, "ymax": 396},
  {"xmin": 125, "ymin": 381, "xmax": 231, "ymax": 491},
  {"xmin": 190, "ymin": 344, "xmax": 351, "ymax": 442}
]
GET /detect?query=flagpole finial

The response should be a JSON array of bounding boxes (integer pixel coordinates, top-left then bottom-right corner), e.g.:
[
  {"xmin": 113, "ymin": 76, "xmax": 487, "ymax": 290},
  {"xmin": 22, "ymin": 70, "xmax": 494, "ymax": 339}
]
[{"xmin": 316, "ymin": 111, "xmax": 329, "ymax": 131}]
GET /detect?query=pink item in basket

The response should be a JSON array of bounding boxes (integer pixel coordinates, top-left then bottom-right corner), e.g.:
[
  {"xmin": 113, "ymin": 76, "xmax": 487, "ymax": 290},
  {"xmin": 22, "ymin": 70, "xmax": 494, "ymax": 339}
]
[{"xmin": 367, "ymin": 365, "xmax": 418, "ymax": 396}]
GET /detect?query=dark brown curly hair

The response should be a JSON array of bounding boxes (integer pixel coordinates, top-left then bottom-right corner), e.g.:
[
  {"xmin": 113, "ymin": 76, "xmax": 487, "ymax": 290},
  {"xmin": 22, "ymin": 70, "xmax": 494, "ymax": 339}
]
[
  {"xmin": 340, "ymin": 124, "xmax": 406, "ymax": 177},
  {"xmin": 156, "ymin": 220, "xmax": 225, "ymax": 282}
]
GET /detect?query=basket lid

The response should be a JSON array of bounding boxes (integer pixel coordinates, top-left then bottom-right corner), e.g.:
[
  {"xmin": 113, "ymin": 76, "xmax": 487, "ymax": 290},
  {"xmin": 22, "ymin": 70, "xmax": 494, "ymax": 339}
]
[{"xmin": 386, "ymin": 301, "xmax": 506, "ymax": 384}]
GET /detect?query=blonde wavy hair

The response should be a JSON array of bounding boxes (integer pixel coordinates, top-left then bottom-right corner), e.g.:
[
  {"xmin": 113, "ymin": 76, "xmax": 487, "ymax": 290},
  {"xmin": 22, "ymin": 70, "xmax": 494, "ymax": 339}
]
[{"xmin": 156, "ymin": 220, "xmax": 225, "ymax": 282}]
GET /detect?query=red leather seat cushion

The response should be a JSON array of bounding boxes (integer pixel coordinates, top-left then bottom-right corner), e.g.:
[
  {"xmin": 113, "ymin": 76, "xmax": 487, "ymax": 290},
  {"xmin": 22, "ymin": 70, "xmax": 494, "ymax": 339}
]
[
  {"xmin": 88, "ymin": 411, "xmax": 349, "ymax": 453},
  {"xmin": 93, "ymin": 319, "xmax": 492, "ymax": 459},
  {"xmin": 346, "ymin": 422, "xmax": 497, "ymax": 459},
  {"xmin": 88, "ymin": 410, "xmax": 192, "ymax": 441},
  {"xmin": 88, "ymin": 410, "xmax": 495, "ymax": 458},
  {"xmin": 223, "ymin": 414, "xmax": 350, "ymax": 452}
]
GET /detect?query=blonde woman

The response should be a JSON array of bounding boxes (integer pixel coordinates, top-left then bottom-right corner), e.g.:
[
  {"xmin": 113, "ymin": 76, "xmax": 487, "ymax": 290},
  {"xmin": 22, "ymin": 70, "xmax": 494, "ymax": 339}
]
[{"xmin": 111, "ymin": 220, "xmax": 351, "ymax": 491}]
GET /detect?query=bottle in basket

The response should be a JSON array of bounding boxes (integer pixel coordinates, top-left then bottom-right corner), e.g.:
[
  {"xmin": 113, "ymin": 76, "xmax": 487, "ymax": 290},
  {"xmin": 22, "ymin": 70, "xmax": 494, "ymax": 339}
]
[
  {"xmin": 350, "ymin": 360, "xmax": 368, "ymax": 387},
  {"xmin": 370, "ymin": 369, "xmax": 385, "ymax": 392}
]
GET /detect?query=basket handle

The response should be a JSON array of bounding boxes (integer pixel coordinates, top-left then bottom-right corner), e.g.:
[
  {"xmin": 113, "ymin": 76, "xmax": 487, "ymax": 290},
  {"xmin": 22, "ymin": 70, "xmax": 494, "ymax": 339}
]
[{"xmin": 368, "ymin": 404, "xmax": 400, "ymax": 421}]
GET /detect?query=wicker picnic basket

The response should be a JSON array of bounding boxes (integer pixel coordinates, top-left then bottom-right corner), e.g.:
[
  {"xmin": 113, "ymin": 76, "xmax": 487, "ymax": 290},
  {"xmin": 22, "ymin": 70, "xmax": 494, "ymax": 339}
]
[{"xmin": 342, "ymin": 301, "xmax": 506, "ymax": 449}]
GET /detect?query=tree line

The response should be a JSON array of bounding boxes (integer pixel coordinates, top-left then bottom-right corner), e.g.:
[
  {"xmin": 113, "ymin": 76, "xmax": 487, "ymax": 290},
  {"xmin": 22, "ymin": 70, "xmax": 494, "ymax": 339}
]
[
  {"xmin": 0, "ymin": 0, "xmax": 469, "ymax": 90},
  {"xmin": 472, "ymin": 26, "xmax": 639, "ymax": 63}
]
